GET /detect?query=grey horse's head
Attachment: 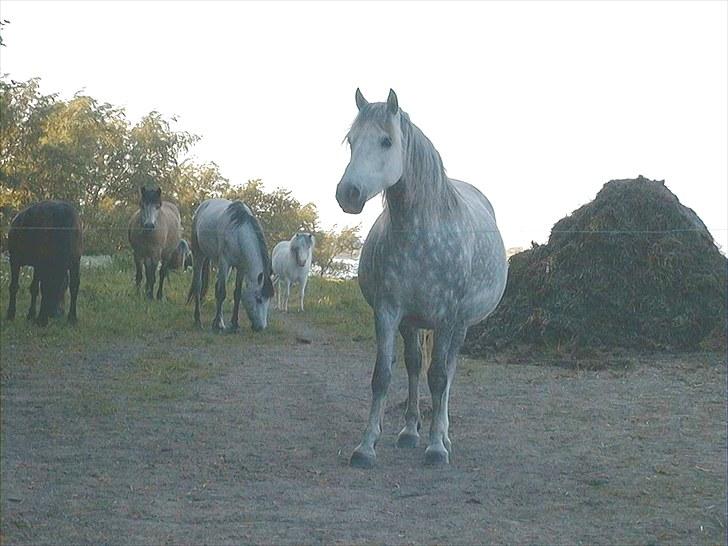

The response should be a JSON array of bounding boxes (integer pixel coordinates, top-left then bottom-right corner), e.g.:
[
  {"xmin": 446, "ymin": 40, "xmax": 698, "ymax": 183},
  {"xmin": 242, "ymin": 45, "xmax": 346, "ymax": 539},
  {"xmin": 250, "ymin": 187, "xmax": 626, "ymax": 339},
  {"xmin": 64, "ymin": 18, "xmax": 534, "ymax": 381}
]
[
  {"xmin": 290, "ymin": 232, "xmax": 315, "ymax": 267},
  {"xmin": 336, "ymin": 89, "xmax": 404, "ymax": 214},
  {"xmin": 139, "ymin": 186, "xmax": 162, "ymax": 230}
]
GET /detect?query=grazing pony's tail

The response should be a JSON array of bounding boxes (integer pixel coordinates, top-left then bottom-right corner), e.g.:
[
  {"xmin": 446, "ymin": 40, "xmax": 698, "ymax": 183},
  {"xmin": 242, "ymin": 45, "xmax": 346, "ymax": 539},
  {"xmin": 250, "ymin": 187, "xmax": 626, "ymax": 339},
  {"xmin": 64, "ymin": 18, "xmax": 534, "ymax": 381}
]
[
  {"xmin": 199, "ymin": 258, "xmax": 210, "ymax": 301},
  {"xmin": 186, "ymin": 257, "xmax": 210, "ymax": 305}
]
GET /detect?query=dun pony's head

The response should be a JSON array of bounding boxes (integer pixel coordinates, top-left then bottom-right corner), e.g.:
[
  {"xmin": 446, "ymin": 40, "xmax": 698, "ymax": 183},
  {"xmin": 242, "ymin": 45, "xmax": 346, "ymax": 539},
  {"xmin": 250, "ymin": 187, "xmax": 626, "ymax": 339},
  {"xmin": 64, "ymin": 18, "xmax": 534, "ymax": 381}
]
[
  {"xmin": 336, "ymin": 89, "xmax": 404, "ymax": 214},
  {"xmin": 290, "ymin": 232, "xmax": 315, "ymax": 267},
  {"xmin": 139, "ymin": 186, "xmax": 162, "ymax": 230}
]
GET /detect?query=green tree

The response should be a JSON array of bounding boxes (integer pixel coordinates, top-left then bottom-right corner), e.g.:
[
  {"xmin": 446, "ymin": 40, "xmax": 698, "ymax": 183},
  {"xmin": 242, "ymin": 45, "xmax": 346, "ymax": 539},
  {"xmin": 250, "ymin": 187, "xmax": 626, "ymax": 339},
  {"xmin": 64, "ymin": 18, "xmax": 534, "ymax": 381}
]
[
  {"xmin": 313, "ymin": 225, "xmax": 362, "ymax": 277},
  {"xmin": 224, "ymin": 179, "xmax": 318, "ymax": 246}
]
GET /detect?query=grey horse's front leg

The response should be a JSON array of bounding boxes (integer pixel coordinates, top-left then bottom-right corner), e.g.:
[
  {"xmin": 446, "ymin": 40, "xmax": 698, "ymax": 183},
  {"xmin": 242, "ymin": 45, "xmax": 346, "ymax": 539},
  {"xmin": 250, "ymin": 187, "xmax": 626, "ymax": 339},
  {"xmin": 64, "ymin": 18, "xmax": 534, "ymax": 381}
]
[
  {"xmin": 425, "ymin": 325, "xmax": 467, "ymax": 465},
  {"xmin": 351, "ymin": 307, "xmax": 400, "ymax": 469},
  {"xmin": 212, "ymin": 261, "xmax": 230, "ymax": 332},
  {"xmin": 396, "ymin": 324, "xmax": 423, "ymax": 448}
]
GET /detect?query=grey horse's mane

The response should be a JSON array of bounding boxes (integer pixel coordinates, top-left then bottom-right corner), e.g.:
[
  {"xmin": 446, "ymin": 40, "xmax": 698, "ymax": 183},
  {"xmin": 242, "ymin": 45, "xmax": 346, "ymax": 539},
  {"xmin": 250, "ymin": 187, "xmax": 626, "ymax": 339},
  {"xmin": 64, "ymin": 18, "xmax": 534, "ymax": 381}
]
[
  {"xmin": 347, "ymin": 103, "xmax": 458, "ymax": 217},
  {"xmin": 226, "ymin": 201, "xmax": 272, "ymax": 275}
]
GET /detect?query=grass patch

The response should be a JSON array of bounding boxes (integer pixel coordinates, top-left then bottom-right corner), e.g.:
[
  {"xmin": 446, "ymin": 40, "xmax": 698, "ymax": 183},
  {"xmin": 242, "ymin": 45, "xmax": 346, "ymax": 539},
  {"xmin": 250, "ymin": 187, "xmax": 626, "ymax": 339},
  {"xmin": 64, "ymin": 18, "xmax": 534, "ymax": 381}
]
[{"xmin": 303, "ymin": 276, "xmax": 373, "ymax": 341}]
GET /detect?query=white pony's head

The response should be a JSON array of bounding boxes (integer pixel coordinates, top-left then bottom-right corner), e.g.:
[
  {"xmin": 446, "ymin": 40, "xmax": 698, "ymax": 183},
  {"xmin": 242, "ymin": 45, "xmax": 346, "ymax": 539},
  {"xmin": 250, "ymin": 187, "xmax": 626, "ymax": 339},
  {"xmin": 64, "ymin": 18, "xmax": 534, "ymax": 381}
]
[
  {"xmin": 290, "ymin": 232, "xmax": 315, "ymax": 267},
  {"xmin": 336, "ymin": 89, "xmax": 404, "ymax": 214}
]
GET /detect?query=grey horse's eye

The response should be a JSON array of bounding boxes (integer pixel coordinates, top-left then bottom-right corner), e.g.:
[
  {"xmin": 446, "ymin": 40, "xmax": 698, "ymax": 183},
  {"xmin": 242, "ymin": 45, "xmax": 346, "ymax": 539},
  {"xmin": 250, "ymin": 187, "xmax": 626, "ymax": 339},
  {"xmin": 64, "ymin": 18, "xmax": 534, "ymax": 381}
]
[{"xmin": 381, "ymin": 136, "xmax": 392, "ymax": 149}]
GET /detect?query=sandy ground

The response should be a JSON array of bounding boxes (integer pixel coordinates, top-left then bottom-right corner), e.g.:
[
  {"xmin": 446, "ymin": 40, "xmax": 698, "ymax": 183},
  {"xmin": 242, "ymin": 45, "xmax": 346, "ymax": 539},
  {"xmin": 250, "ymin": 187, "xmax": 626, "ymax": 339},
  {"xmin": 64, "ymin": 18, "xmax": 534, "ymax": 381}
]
[{"xmin": 1, "ymin": 312, "xmax": 726, "ymax": 545}]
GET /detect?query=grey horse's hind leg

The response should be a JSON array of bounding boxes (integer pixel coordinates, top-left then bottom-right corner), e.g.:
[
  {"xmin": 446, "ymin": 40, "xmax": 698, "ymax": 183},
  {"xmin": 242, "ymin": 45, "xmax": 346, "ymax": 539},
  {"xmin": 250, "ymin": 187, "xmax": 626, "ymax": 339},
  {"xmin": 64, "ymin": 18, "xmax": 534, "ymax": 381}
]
[
  {"xmin": 228, "ymin": 268, "xmax": 243, "ymax": 333},
  {"xmin": 425, "ymin": 325, "xmax": 467, "ymax": 465},
  {"xmin": 212, "ymin": 260, "xmax": 230, "ymax": 332},
  {"xmin": 351, "ymin": 307, "xmax": 400, "ymax": 469},
  {"xmin": 396, "ymin": 324, "xmax": 422, "ymax": 448},
  {"xmin": 191, "ymin": 258, "xmax": 203, "ymax": 327}
]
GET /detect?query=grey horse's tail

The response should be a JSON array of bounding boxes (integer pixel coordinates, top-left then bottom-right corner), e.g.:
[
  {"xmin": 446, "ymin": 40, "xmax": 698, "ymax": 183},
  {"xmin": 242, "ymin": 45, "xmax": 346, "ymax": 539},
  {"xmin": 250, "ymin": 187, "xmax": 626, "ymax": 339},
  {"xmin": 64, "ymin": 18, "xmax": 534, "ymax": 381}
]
[{"xmin": 186, "ymin": 257, "xmax": 210, "ymax": 304}]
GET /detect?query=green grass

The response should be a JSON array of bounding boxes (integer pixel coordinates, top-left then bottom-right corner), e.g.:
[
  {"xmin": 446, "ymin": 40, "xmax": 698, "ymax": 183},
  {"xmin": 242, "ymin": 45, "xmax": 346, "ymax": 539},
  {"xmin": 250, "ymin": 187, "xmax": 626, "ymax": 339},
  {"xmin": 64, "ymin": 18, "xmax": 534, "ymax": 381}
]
[{"xmin": 303, "ymin": 276, "xmax": 373, "ymax": 341}]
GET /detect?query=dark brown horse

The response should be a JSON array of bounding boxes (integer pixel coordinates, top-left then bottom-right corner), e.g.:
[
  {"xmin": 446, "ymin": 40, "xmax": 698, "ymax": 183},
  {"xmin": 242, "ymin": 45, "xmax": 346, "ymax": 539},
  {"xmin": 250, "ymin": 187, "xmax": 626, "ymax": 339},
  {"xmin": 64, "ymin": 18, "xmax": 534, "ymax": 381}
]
[
  {"xmin": 5, "ymin": 200, "xmax": 83, "ymax": 326},
  {"xmin": 128, "ymin": 186, "xmax": 183, "ymax": 299}
]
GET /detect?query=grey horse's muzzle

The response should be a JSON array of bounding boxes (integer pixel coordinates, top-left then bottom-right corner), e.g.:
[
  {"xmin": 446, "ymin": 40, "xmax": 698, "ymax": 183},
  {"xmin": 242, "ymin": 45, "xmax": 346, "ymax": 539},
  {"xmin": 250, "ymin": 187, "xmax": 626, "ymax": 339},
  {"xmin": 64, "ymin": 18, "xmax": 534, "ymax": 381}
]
[{"xmin": 336, "ymin": 180, "xmax": 365, "ymax": 214}]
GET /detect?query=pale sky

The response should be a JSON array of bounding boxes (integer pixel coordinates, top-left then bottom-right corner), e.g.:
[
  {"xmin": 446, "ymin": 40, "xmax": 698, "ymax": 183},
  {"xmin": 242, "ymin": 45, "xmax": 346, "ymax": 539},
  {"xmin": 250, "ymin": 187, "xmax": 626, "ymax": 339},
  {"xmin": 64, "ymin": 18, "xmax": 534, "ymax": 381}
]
[{"xmin": 1, "ymin": 0, "xmax": 726, "ymax": 251}]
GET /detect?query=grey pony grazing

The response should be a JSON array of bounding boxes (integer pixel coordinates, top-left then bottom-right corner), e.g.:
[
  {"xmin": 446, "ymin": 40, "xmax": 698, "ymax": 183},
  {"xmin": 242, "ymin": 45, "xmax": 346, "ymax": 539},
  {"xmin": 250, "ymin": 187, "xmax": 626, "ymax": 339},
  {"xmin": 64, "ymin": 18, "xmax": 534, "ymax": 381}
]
[
  {"xmin": 187, "ymin": 199, "xmax": 274, "ymax": 332},
  {"xmin": 336, "ymin": 89, "xmax": 508, "ymax": 467},
  {"xmin": 128, "ymin": 186, "xmax": 183, "ymax": 300}
]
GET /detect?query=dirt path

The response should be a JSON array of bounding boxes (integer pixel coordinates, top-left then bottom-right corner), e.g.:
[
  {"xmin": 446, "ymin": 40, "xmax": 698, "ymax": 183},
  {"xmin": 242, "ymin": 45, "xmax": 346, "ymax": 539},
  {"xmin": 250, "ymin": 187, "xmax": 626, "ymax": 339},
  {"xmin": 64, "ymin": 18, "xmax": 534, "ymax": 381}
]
[{"xmin": 2, "ymin": 311, "xmax": 726, "ymax": 545}]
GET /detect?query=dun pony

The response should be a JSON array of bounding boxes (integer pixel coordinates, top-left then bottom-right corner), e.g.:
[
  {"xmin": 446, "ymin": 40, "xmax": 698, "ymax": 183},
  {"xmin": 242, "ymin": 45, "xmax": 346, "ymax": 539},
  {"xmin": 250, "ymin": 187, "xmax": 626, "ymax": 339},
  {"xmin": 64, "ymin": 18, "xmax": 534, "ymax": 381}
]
[{"xmin": 128, "ymin": 186, "xmax": 183, "ymax": 300}]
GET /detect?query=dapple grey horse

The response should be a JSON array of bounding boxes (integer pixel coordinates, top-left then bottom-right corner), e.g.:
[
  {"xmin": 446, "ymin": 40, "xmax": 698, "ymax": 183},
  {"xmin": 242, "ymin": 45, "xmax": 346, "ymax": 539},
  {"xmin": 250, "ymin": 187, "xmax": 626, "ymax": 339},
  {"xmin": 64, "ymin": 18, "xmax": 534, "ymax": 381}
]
[
  {"xmin": 271, "ymin": 232, "xmax": 315, "ymax": 312},
  {"xmin": 187, "ymin": 199, "xmax": 274, "ymax": 332},
  {"xmin": 336, "ymin": 89, "xmax": 508, "ymax": 467}
]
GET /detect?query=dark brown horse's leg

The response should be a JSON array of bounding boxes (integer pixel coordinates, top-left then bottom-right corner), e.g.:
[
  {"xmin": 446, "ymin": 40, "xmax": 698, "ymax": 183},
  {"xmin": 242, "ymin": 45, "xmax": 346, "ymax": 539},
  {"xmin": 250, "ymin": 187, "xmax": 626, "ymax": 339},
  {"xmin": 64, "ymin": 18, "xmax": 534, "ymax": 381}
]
[
  {"xmin": 6, "ymin": 259, "xmax": 20, "ymax": 320},
  {"xmin": 26, "ymin": 268, "xmax": 40, "ymax": 321},
  {"xmin": 156, "ymin": 261, "xmax": 167, "ymax": 300},
  {"xmin": 36, "ymin": 267, "xmax": 55, "ymax": 327},
  {"xmin": 144, "ymin": 259, "xmax": 156, "ymax": 300},
  {"xmin": 68, "ymin": 259, "xmax": 80, "ymax": 324},
  {"xmin": 228, "ymin": 268, "xmax": 243, "ymax": 332},
  {"xmin": 134, "ymin": 255, "xmax": 143, "ymax": 295}
]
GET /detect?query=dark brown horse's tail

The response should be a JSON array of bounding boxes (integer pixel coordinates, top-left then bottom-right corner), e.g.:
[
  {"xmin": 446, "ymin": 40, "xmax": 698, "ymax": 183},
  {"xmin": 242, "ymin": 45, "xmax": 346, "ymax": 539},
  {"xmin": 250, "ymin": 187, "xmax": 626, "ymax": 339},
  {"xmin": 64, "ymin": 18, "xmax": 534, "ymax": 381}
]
[{"xmin": 186, "ymin": 257, "xmax": 210, "ymax": 305}]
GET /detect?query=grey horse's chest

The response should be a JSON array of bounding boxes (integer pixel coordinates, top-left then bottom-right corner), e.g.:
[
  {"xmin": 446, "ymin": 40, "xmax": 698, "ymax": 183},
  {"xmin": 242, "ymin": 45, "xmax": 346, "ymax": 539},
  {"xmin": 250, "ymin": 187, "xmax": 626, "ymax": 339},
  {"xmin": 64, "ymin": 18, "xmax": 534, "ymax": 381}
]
[{"xmin": 359, "ymin": 222, "xmax": 473, "ymax": 323}]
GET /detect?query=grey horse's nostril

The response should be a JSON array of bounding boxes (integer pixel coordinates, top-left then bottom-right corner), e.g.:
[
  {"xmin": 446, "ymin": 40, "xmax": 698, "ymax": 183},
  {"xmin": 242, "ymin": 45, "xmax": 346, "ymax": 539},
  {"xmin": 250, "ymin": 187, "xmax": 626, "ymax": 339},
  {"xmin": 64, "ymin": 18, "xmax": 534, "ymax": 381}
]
[
  {"xmin": 347, "ymin": 185, "xmax": 361, "ymax": 205},
  {"xmin": 143, "ymin": 222, "xmax": 155, "ymax": 230}
]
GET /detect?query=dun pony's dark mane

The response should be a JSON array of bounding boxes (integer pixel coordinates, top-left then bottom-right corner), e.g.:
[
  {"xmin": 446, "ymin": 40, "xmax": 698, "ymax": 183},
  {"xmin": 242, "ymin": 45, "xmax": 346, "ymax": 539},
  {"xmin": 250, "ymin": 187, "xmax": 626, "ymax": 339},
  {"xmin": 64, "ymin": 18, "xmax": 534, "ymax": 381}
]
[{"xmin": 226, "ymin": 201, "xmax": 271, "ymax": 274}]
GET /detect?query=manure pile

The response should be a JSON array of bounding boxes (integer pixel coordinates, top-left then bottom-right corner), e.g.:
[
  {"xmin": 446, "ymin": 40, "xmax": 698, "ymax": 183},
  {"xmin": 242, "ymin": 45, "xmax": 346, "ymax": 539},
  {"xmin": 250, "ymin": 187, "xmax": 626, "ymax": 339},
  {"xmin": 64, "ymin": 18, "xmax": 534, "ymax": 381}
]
[{"xmin": 464, "ymin": 176, "xmax": 727, "ymax": 353}]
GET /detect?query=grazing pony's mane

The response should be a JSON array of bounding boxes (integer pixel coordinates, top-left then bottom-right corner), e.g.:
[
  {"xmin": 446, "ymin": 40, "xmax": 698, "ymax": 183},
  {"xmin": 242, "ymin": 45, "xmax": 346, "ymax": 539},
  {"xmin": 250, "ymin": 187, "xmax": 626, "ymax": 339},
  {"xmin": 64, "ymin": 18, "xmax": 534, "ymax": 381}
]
[
  {"xmin": 346, "ymin": 103, "xmax": 459, "ymax": 219},
  {"xmin": 226, "ymin": 201, "xmax": 272, "ymax": 276}
]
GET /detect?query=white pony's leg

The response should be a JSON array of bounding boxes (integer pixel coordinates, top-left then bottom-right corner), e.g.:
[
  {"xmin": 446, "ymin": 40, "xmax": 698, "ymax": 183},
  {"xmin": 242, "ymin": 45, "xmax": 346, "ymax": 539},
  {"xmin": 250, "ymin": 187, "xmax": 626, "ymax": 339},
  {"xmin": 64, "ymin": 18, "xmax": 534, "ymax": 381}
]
[
  {"xmin": 351, "ymin": 306, "xmax": 400, "ymax": 468},
  {"xmin": 212, "ymin": 260, "xmax": 230, "ymax": 331},
  {"xmin": 425, "ymin": 325, "xmax": 467, "ymax": 465},
  {"xmin": 299, "ymin": 276, "xmax": 307, "ymax": 312},
  {"xmin": 284, "ymin": 280, "xmax": 291, "ymax": 313}
]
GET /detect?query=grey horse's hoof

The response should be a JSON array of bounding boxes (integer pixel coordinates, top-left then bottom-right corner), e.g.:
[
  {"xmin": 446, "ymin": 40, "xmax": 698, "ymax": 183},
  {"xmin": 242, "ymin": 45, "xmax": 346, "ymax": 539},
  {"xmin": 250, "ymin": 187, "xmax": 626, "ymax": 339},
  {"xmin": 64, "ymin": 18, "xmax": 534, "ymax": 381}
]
[
  {"xmin": 211, "ymin": 321, "xmax": 224, "ymax": 333},
  {"xmin": 396, "ymin": 430, "xmax": 420, "ymax": 448},
  {"xmin": 424, "ymin": 446, "xmax": 450, "ymax": 466},
  {"xmin": 350, "ymin": 448, "xmax": 376, "ymax": 469},
  {"xmin": 226, "ymin": 324, "xmax": 240, "ymax": 334}
]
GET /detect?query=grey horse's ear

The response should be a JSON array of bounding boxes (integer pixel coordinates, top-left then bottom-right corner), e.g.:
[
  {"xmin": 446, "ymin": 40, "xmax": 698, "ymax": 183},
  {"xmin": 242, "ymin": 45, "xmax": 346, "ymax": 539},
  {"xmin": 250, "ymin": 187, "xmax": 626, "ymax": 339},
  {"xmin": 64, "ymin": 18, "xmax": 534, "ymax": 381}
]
[
  {"xmin": 387, "ymin": 89, "xmax": 398, "ymax": 115},
  {"xmin": 309, "ymin": 234, "xmax": 315, "ymax": 247},
  {"xmin": 139, "ymin": 186, "xmax": 145, "ymax": 197},
  {"xmin": 355, "ymin": 88, "xmax": 368, "ymax": 111}
]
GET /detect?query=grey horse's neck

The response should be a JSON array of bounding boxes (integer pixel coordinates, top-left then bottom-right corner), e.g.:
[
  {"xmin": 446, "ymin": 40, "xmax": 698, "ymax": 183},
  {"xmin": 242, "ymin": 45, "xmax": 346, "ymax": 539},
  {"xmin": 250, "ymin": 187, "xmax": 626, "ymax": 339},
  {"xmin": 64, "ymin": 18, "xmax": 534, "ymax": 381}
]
[{"xmin": 384, "ymin": 113, "xmax": 458, "ymax": 227}]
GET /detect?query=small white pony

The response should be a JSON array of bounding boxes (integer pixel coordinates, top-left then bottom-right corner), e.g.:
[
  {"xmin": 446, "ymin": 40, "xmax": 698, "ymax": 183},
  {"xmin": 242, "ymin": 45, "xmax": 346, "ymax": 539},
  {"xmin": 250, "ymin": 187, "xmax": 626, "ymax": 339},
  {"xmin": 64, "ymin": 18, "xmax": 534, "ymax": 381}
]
[{"xmin": 272, "ymin": 232, "xmax": 315, "ymax": 312}]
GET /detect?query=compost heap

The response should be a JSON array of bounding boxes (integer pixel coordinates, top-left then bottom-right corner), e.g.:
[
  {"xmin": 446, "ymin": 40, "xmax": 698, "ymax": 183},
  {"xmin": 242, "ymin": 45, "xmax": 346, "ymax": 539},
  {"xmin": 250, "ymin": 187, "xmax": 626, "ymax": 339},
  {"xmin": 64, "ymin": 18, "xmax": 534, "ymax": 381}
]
[{"xmin": 464, "ymin": 176, "xmax": 727, "ymax": 353}]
